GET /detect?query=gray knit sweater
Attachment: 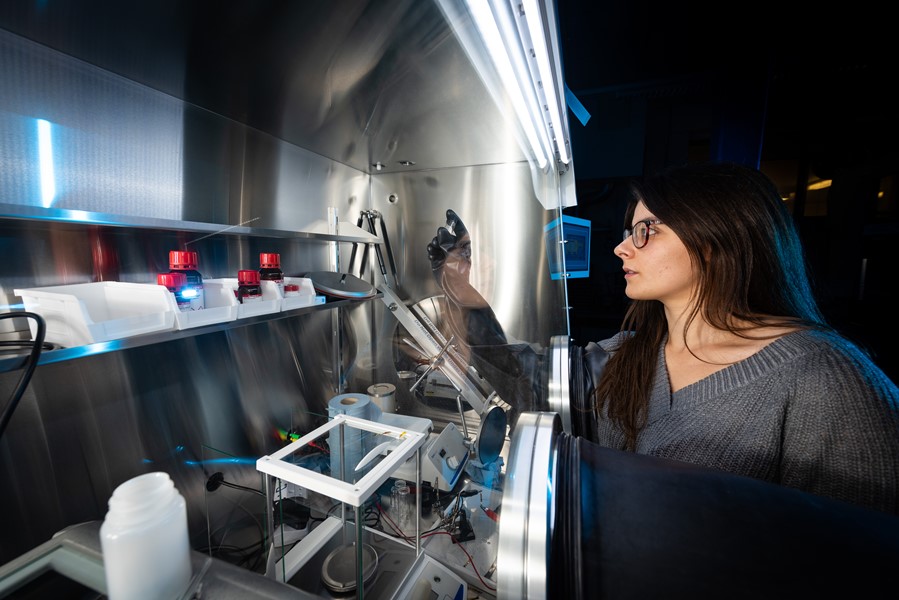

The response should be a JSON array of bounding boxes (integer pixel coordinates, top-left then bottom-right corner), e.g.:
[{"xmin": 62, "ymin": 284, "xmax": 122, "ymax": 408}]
[{"xmin": 592, "ymin": 329, "xmax": 899, "ymax": 514}]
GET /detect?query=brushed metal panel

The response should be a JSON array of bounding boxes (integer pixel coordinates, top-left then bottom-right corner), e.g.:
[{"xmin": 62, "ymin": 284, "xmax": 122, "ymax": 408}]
[
  {"xmin": 348, "ymin": 165, "xmax": 570, "ymax": 433},
  {"xmin": 0, "ymin": 0, "xmax": 529, "ymax": 187},
  {"xmin": 0, "ymin": 313, "xmax": 346, "ymax": 564},
  {"xmin": 370, "ymin": 165, "xmax": 568, "ymax": 345}
]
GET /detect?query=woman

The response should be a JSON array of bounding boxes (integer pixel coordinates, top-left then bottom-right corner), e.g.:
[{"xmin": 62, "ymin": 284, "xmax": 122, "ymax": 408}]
[
  {"xmin": 426, "ymin": 163, "xmax": 899, "ymax": 514},
  {"xmin": 590, "ymin": 162, "xmax": 899, "ymax": 514}
]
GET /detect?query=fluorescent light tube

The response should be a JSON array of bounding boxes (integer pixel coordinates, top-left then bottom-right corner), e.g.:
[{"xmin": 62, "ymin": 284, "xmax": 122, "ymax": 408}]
[
  {"xmin": 469, "ymin": 1, "xmax": 549, "ymax": 169},
  {"xmin": 522, "ymin": 0, "xmax": 570, "ymax": 164}
]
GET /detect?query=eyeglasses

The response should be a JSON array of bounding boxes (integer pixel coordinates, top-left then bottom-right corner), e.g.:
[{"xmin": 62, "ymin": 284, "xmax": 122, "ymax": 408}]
[{"xmin": 623, "ymin": 219, "xmax": 663, "ymax": 249}]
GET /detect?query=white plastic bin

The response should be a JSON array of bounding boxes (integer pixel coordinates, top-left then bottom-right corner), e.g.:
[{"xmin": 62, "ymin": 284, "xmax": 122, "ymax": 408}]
[
  {"xmin": 166, "ymin": 282, "xmax": 239, "ymax": 330},
  {"xmin": 14, "ymin": 282, "xmax": 176, "ymax": 347},
  {"xmin": 280, "ymin": 277, "xmax": 325, "ymax": 311},
  {"xmin": 204, "ymin": 278, "xmax": 280, "ymax": 319}
]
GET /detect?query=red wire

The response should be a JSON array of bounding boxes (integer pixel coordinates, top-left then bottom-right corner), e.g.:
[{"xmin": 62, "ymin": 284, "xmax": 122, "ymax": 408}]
[
  {"xmin": 375, "ymin": 502, "xmax": 497, "ymax": 592},
  {"xmin": 308, "ymin": 440, "xmax": 329, "ymax": 453}
]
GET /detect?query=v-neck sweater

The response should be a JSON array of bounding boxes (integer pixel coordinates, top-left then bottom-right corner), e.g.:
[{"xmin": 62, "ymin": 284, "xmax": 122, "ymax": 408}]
[{"xmin": 591, "ymin": 329, "xmax": 899, "ymax": 514}]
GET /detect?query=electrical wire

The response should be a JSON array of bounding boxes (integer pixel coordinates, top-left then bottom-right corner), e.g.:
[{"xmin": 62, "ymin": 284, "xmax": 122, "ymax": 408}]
[
  {"xmin": 375, "ymin": 501, "xmax": 496, "ymax": 592},
  {"xmin": 0, "ymin": 312, "xmax": 46, "ymax": 439},
  {"xmin": 427, "ymin": 530, "xmax": 497, "ymax": 592},
  {"xmin": 0, "ymin": 340, "xmax": 56, "ymax": 352},
  {"xmin": 206, "ymin": 472, "xmax": 266, "ymax": 497},
  {"xmin": 203, "ymin": 473, "xmax": 268, "ymax": 571}
]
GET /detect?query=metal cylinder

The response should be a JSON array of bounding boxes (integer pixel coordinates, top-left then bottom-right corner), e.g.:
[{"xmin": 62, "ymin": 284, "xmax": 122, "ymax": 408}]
[{"xmin": 367, "ymin": 382, "xmax": 397, "ymax": 413}]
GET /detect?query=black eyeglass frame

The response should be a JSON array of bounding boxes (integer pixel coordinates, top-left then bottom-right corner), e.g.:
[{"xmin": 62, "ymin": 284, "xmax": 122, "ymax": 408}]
[{"xmin": 623, "ymin": 218, "xmax": 663, "ymax": 249}]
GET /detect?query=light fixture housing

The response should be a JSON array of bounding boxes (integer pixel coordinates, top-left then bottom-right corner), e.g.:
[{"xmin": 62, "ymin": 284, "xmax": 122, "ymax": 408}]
[{"xmin": 436, "ymin": 0, "xmax": 576, "ymax": 209}]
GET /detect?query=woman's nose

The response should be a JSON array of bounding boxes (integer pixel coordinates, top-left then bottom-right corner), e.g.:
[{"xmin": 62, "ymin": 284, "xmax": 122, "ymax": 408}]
[{"xmin": 614, "ymin": 238, "xmax": 631, "ymax": 258}]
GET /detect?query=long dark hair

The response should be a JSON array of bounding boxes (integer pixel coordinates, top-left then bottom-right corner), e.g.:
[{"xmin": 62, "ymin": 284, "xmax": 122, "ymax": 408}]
[{"xmin": 595, "ymin": 162, "xmax": 830, "ymax": 449}]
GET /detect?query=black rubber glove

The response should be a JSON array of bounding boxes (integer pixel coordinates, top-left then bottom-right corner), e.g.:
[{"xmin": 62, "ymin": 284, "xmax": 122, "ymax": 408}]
[
  {"xmin": 426, "ymin": 237, "xmax": 445, "ymax": 274},
  {"xmin": 568, "ymin": 341, "xmax": 609, "ymax": 442},
  {"xmin": 428, "ymin": 209, "xmax": 471, "ymax": 274}
]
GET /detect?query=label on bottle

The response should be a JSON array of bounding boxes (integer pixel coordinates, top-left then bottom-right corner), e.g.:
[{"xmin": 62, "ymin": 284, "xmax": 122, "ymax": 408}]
[
  {"xmin": 173, "ymin": 294, "xmax": 192, "ymax": 312},
  {"xmin": 237, "ymin": 285, "xmax": 262, "ymax": 303},
  {"xmin": 158, "ymin": 273, "xmax": 194, "ymax": 313},
  {"xmin": 260, "ymin": 268, "xmax": 284, "ymax": 295}
]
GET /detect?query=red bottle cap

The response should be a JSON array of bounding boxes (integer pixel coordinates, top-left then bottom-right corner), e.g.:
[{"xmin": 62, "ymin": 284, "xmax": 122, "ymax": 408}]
[
  {"xmin": 259, "ymin": 253, "xmax": 281, "ymax": 269},
  {"xmin": 157, "ymin": 272, "xmax": 187, "ymax": 289},
  {"xmin": 169, "ymin": 250, "xmax": 199, "ymax": 270},
  {"xmin": 238, "ymin": 269, "xmax": 260, "ymax": 285}
]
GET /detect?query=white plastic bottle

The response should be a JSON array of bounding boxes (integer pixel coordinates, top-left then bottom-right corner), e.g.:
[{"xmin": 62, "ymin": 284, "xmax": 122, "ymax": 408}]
[{"xmin": 99, "ymin": 472, "xmax": 193, "ymax": 600}]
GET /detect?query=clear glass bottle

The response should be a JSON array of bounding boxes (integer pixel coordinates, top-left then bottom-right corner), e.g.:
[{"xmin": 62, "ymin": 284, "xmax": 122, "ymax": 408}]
[
  {"xmin": 168, "ymin": 250, "xmax": 205, "ymax": 310},
  {"xmin": 392, "ymin": 479, "xmax": 413, "ymax": 536}
]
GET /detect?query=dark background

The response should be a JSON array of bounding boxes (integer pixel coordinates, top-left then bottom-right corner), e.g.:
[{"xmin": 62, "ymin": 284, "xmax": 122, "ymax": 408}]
[{"xmin": 555, "ymin": 0, "xmax": 899, "ymax": 383}]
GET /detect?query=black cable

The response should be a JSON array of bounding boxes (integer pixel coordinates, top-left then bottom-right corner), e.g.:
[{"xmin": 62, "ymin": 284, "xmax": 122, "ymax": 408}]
[
  {"xmin": 0, "ymin": 312, "xmax": 46, "ymax": 439},
  {"xmin": 205, "ymin": 472, "xmax": 266, "ymax": 497},
  {"xmin": 202, "ymin": 475, "xmax": 269, "ymax": 571},
  {"xmin": 0, "ymin": 340, "xmax": 56, "ymax": 352},
  {"xmin": 221, "ymin": 480, "xmax": 266, "ymax": 497}
]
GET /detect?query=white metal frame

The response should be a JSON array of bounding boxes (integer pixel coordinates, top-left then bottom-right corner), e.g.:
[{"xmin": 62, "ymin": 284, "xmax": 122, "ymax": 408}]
[
  {"xmin": 256, "ymin": 414, "xmax": 429, "ymax": 592},
  {"xmin": 257, "ymin": 414, "xmax": 427, "ymax": 506}
]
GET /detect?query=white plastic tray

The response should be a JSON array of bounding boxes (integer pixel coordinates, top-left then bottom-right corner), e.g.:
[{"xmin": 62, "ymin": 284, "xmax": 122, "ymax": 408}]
[
  {"xmin": 204, "ymin": 278, "xmax": 280, "ymax": 319},
  {"xmin": 280, "ymin": 277, "xmax": 325, "ymax": 311},
  {"xmin": 167, "ymin": 282, "xmax": 238, "ymax": 330},
  {"xmin": 14, "ymin": 281, "xmax": 176, "ymax": 347}
]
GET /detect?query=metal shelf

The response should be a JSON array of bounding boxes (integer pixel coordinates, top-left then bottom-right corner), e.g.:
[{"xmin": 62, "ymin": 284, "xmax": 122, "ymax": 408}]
[
  {"xmin": 0, "ymin": 203, "xmax": 381, "ymax": 244},
  {"xmin": 0, "ymin": 294, "xmax": 381, "ymax": 371},
  {"xmin": 0, "ymin": 205, "xmax": 384, "ymax": 372}
]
